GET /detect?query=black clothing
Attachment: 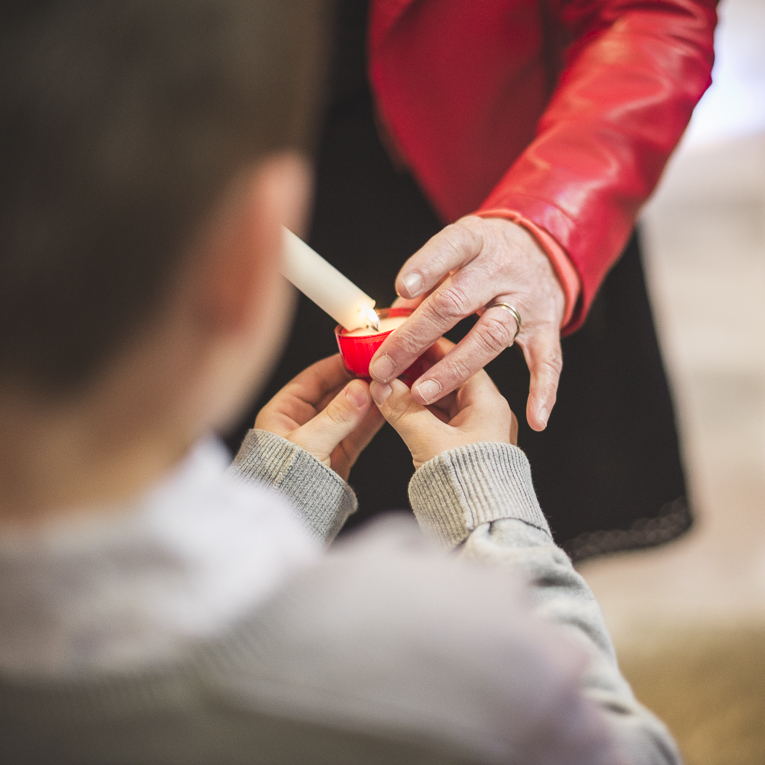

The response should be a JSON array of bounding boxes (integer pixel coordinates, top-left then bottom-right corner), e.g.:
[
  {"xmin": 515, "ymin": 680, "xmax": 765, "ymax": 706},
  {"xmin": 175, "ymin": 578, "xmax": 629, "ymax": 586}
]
[{"xmin": 224, "ymin": 0, "xmax": 691, "ymax": 560}]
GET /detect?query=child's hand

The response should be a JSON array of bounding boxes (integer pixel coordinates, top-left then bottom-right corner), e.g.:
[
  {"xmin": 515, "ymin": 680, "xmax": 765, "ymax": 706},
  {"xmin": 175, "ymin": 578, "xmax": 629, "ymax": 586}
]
[
  {"xmin": 255, "ymin": 355, "xmax": 384, "ymax": 481},
  {"xmin": 369, "ymin": 340, "xmax": 517, "ymax": 469}
]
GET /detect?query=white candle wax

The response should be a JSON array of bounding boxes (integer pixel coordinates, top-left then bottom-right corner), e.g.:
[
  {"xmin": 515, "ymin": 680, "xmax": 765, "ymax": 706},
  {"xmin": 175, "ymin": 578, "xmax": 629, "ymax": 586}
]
[
  {"xmin": 343, "ymin": 315, "xmax": 407, "ymax": 337},
  {"xmin": 281, "ymin": 228, "xmax": 378, "ymax": 331}
]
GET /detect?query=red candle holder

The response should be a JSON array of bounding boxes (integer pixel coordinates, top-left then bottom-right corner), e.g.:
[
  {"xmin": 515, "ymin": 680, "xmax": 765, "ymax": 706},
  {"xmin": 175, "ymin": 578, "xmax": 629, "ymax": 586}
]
[{"xmin": 335, "ymin": 307, "xmax": 425, "ymax": 387}]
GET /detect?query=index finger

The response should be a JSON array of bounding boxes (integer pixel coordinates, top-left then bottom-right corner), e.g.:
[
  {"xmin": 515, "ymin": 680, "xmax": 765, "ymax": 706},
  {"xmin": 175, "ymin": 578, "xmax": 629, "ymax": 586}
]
[
  {"xmin": 395, "ymin": 217, "xmax": 484, "ymax": 299},
  {"xmin": 369, "ymin": 268, "xmax": 492, "ymax": 384}
]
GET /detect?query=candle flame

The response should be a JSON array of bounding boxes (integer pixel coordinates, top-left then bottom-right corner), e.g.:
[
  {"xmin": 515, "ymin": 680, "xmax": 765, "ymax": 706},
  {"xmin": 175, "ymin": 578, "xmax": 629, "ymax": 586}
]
[{"xmin": 365, "ymin": 306, "xmax": 380, "ymax": 332}]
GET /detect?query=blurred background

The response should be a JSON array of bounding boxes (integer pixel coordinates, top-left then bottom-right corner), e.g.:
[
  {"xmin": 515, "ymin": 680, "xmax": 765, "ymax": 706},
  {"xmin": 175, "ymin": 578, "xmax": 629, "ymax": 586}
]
[{"xmin": 577, "ymin": 1, "xmax": 765, "ymax": 762}]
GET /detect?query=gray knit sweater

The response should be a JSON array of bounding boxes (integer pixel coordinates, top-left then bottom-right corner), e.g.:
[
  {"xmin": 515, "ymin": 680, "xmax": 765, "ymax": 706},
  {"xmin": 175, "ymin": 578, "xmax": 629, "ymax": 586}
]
[{"xmin": 0, "ymin": 432, "xmax": 680, "ymax": 765}]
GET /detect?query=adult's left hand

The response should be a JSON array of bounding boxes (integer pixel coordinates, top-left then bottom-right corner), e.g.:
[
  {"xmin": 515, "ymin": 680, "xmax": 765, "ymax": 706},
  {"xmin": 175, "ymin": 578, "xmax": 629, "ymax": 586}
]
[{"xmin": 368, "ymin": 216, "xmax": 566, "ymax": 431}]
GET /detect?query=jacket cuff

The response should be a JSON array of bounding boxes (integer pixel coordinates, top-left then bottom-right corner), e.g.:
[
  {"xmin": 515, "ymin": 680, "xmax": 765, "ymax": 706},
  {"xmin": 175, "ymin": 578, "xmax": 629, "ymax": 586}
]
[
  {"xmin": 408, "ymin": 442, "xmax": 550, "ymax": 549},
  {"xmin": 474, "ymin": 209, "xmax": 581, "ymax": 333},
  {"xmin": 231, "ymin": 430, "xmax": 357, "ymax": 544}
]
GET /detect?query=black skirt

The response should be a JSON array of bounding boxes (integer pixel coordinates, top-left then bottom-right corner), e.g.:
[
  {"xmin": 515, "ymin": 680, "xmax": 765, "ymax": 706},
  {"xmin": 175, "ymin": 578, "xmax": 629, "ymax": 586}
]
[{"xmin": 224, "ymin": 3, "xmax": 692, "ymax": 561}]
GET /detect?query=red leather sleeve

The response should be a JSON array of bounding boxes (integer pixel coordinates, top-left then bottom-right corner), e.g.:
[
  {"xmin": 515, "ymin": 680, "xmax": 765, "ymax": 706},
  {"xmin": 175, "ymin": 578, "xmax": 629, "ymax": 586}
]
[{"xmin": 477, "ymin": 0, "xmax": 718, "ymax": 333}]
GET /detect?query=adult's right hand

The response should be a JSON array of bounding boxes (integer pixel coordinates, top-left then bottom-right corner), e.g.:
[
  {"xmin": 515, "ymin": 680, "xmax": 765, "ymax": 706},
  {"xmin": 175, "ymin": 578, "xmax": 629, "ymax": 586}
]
[
  {"xmin": 369, "ymin": 215, "xmax": 566, "ymax": 431},
  {"xmin": 369, "ymin": 340, "xmax": 517, "ymax": 470}
]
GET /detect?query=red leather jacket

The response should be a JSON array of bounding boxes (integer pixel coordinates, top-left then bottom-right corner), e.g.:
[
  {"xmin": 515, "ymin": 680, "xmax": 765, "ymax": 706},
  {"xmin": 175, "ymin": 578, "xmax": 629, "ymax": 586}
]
[{"xmin": 369, "ymin": 0, "xmax": 718, "ymax": 331}]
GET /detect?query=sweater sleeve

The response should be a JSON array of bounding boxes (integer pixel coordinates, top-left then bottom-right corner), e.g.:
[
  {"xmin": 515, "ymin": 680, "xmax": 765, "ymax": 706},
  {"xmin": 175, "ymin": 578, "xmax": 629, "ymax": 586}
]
[
  {"xmin": 409, "ymin": 443, "xmax": 681, "ymax": 765},
  {"xmin": 230, "ymin": 429, "xmax": 357, "ymax": 544}
]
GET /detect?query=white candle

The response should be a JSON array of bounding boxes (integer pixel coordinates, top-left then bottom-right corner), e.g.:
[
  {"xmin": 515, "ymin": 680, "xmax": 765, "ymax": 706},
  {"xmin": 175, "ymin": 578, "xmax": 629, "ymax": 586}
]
[
  {"xmin": 281, "ymin": 228, "xmax": 378, "ymax": 331},
  {"xmin": 343, "ymin": 316, "xmax": 407, "ymax": 337}
]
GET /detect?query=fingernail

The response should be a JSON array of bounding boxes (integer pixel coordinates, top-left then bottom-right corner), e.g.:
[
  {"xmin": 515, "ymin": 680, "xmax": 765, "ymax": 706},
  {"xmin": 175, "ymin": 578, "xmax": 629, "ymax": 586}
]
[
  {"xmin": 370, "ymin": 382, "xmax": 392, "ymax": 404},
  {"xmin": 415, "ymin": 379, "xmax": 442, "ymax": 404},
  {"xmin": 346, "ymin": 381, "xmax": 369, "ymax": 408},
  {"xmin": 538, "ymin": 408, "xmax": 548, "ymax": 427},
  {"xmin": 400, "ymin": 272, "xmax": 423, "ymax": 298},
  {"xmin": 369, "ymin": 353, "xmax": 396, "ymax": 382}
]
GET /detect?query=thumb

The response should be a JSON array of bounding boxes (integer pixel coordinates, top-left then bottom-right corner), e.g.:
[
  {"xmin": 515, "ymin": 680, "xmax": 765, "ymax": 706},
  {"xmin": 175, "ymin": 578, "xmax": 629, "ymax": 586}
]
[
  {"xmin": 371, "ymin": 378, "xmax": 430, "ymax": 431},
  {"xmin": 370, "ymin": 379, "xmax": 444, "ymax": 468},
  {"xmin": 291, "ymin": 380, "xmax": 372, "ymax": 466}
]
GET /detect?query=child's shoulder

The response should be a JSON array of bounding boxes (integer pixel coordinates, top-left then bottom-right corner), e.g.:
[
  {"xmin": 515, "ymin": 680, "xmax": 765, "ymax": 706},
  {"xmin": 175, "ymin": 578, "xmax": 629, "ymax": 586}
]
[{"xmin": 203, "ymin": 513, "xmax": 579, "ymax": 752}]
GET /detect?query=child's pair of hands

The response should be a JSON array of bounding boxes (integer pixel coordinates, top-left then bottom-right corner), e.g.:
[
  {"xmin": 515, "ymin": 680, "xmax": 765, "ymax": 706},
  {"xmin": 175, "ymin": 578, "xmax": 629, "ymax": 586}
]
[{"xmin": 255, "ymin": 340, "xmax": 518, "ymax": 481}]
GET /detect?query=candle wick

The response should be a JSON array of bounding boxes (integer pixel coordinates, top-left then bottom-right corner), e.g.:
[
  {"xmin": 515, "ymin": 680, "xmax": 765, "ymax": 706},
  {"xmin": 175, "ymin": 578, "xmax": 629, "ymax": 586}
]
[{"xmin": 364, "ymin": 306, "xmax": 380, "ymax": 333}]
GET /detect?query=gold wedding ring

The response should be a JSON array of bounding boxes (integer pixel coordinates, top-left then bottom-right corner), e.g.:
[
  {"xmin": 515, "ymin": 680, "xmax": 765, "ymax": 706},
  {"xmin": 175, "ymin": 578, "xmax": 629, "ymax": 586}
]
[{"xmin": 485, "ymin": 302, "xmax": 522, "ymax": 342}]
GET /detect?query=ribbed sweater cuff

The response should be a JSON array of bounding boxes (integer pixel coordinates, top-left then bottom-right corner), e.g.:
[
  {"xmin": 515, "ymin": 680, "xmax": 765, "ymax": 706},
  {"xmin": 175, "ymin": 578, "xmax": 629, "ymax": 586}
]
[
  {"xmin": 408, "ymin": 443, "xmax": 549, "ymax": 549},
  {"xmin": 231, "ymin": 430, "xmax": 357, "ymax": 544}
]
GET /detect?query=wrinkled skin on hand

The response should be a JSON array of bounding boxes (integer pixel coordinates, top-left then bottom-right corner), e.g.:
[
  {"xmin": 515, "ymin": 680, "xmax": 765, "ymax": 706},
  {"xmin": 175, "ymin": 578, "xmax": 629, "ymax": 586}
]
[{"xmin": 369, "ymin": 216, "xmax": 566, "ymax": 431}]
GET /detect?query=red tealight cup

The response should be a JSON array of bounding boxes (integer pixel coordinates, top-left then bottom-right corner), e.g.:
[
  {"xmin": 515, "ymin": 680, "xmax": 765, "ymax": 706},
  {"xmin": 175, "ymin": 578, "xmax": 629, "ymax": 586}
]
[{"xmin": 335, "ymin": 307, "xmax": 425, "ymax": 387}]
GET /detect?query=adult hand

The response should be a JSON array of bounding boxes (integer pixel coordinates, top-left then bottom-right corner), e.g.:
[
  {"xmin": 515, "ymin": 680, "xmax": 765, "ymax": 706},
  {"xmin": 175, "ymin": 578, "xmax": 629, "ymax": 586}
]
[
  {"xmin": 370, "ymin": 340, "xmax": 517, "ymax": 470},
  {"xmin": 369, "ymin": 216, "xmax": 565, "ymax": 431},
  {"xmin": 255, "ymin": 355, "xmax": 383, "ymax": 481}
]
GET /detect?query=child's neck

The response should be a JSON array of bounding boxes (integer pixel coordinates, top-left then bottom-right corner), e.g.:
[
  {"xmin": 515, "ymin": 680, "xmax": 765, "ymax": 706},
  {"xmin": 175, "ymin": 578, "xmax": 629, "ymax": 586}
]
[{"xmin": 0, "ymin": 378, "xmax": 197, "ymax": 530}]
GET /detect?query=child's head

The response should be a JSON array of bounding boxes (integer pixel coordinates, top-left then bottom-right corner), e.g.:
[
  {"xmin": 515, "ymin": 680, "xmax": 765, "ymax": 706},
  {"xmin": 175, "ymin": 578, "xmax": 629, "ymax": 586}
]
[{"xmin": 0, "ymin": 0, "xmax": 328, "ymax": 515}]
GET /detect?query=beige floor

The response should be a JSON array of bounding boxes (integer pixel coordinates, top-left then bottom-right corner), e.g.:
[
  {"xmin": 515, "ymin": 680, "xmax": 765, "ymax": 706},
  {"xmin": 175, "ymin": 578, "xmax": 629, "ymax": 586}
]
[
  {"xmin": 618, "ymin": 626, "xmax": 765, "ymax": 765},
  {"xmin": 576, "ymin": 3, "xmax": 765, "ymax": 757},
  {"xmin": 579, "ymin": 132, "xmax": 765, "ymax": 635}
]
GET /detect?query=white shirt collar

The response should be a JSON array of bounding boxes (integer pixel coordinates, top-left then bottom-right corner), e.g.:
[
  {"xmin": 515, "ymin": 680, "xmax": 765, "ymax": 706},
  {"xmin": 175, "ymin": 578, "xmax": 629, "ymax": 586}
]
[{"xmin": 0, "ymin": 439, "xmax": 318, "ymax": 677}]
